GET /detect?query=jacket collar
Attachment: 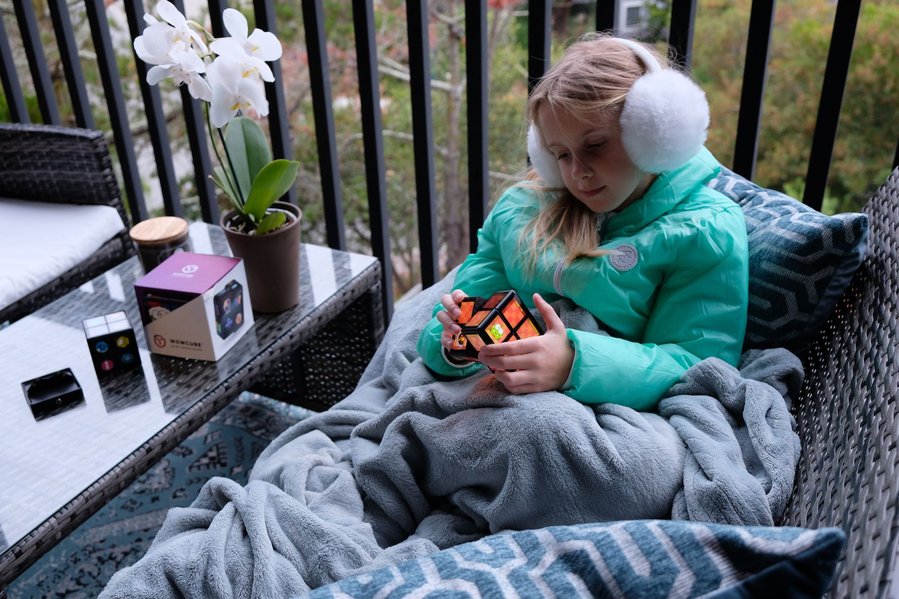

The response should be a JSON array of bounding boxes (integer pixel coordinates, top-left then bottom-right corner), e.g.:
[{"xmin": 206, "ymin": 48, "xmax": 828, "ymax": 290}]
[{"xmin": 604, "ymin": 147, "xmax": 721, "ymax": 238}]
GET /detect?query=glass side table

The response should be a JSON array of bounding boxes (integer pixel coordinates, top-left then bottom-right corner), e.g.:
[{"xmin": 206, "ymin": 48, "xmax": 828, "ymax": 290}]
[{"xmin": 0, "ymin": 223, "xmax": 383, "ymax": 591}]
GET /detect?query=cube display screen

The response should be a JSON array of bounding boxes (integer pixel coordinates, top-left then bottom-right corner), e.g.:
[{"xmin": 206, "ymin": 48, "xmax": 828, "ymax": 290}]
[{"xmin": 447, "ymin": 290, "xmax": 545, "ymax": 360}]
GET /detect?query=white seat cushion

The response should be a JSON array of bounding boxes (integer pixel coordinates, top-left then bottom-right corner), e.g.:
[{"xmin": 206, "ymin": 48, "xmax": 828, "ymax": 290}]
[{"xmin": 0, "ymin": 198, "xmax": 126, "ymax": 311}]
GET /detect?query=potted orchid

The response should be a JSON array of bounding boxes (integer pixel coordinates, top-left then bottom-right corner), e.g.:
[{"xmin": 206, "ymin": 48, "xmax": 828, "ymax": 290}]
[{"xmin": 134, "ymin": 1, "xmax": 302, "ymax": 312}]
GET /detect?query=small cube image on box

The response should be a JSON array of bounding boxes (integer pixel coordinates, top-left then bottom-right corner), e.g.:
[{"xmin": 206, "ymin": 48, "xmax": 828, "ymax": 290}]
[
  {"xmin": 447, "ymin": 290, "xmax": 545, "ymax": 360},
  {"xmin": 82, "ymin": 311, "xmax": 141, "ymax": 377},
  {"xmin": 214, "ymin": 280, "xmax": 244, "ymax": 340}
]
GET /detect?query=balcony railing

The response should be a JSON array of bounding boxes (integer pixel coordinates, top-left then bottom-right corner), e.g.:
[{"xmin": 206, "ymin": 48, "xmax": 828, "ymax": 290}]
[{"xmin": 1, "ymin": 0, "xmax": 897, "ymax": 324}]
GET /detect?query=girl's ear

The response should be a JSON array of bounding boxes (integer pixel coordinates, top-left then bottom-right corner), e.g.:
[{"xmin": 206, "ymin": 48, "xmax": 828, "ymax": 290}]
[
  {"xmin": 527, "ymin": 124, "xmax": 565, "ymax": 188},
  {"xmin": 617, "ymin": 38, "xmax": 709, "ymax": 173}
]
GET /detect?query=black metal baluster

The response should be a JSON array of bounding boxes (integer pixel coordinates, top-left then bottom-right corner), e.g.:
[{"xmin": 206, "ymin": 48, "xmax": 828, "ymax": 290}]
[
  {"xmin": 85, "ymin": 0, "xmax": 147, "ymax": 222},
  {"xmin": 123, "ymin": 0, "xmax": 183, "ymax": 217},
  {"xmin": 302, "ymin": 0, "xmax": 347, "ymax": 250},
  {"xmin": 182, "ymin": 90, "xmax": 219, "ymax": 224},
  {"xmin": 0, "ymin": 15, "xmax": 29, "ymax": 123},
  {"xmin": 466, "ymin": 0, "xmax": 488, "ymax": 251},
  {"xmin": 13, "ymin": 1, "xmax": 61, "ymax": 124},
  {"xmin": 406, "ymin": 0, "xmax": 438, "ymax": 288},
  {"xmin": 528, "ymin": 0, "xmax": 552, "ymax": 94},
  {"xmin": 48, "ymin": 0, "xmax": 94, "ymax": 129},
  {"xmin": 254, "ymin": 0, "xmax": 296, "ymax": 205},
  {"xmin": 208, "ymin": 0, "xmax": 229, "ymax": 37},
  {"xmin": 668, "ymin": 0, "xmax": 697, "ymax": 70},
  {"xmin": 803, "ymin": 0, "xmax": 862, "ymax": 211},
  {"xmin": 732, "ymin": 0, "xmax": 776, "ymax": 180},
  {"xmin": 170, "ymin": 0, "xmax": 217, "ymax": 224},
  {"xmin": 596, "ymin": 0, "xmax": 616, "ymax": 34},
  {"xmin": 352, "ymin": 0, "xmax": 394, "ymax": 321}
]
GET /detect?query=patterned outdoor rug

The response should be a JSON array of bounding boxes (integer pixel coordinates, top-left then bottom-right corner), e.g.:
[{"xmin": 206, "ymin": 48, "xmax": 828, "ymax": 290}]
[{"xmin": 6, "ymin": 393, "xmax": 312, "ymax": 599}]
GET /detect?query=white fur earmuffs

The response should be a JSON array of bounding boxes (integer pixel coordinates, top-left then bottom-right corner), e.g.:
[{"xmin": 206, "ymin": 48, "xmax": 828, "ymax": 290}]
[{"xmin": 527, "ymin": 37, "xmax": 710, "ymax": 187}]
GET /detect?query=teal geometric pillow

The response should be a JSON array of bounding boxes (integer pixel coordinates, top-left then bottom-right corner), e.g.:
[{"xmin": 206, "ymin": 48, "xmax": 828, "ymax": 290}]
[
  {"xmin": 708, "ymin": 168, "xmax": 869, "ymax": 350},
  {"xmin": 307, "ymin": 520, "xmax": 845, "ymax": 598}
]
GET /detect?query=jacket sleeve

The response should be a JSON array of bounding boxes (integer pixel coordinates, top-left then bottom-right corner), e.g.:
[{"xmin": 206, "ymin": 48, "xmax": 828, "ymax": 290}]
[
  {"xmin": 563, "ymin": 207, "xmax": 749, "ymax": 411},
  {"xmin": 416, "ymin": 197, "xmax": 517, "ymax": 378}
]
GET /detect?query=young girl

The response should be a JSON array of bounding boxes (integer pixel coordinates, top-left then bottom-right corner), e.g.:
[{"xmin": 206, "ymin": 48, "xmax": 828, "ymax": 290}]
[{"xmin": 417, "ymin": 34, "xmax": 749, "ymax": 411}]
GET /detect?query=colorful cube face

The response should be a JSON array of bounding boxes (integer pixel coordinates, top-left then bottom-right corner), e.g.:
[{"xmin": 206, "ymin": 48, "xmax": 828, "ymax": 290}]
[
  {"xmin": 82, "ymin": 311, "xmax": 142, "ymax": 378},
  {"xmin": 447, "ymin": 290, "xmax": 544, "ymax": 360},
  {"xmin": 214, "ymin": 280, "xmax": 245, "ymax": 340}
]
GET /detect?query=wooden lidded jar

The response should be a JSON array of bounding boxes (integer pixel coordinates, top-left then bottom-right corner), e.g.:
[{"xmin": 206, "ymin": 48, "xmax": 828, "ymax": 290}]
[{"xmin": 128, "ymin": 216, "xmax": 192, "ymax": 272}]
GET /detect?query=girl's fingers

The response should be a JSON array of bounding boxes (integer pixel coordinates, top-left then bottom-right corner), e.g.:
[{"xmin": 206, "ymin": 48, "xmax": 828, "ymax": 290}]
[
  {"xmin": 533, "ymin": 293, "xmax": 564, "ymax": 332},
  {"xmin": 492, "ymin": 369, "xmax": 535, "ymax": 394}
]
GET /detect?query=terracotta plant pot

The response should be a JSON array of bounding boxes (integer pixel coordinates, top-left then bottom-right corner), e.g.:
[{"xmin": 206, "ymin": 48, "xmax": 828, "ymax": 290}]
[{"xmin": 220, "ymin": 201, "xmax": 302, "ymax": 313}]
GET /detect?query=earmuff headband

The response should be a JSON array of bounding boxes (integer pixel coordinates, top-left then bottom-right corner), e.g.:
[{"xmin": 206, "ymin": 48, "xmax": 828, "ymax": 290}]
[{"xmin": 527, "ymin": 38, "xmax": 710, "ymax": 186}]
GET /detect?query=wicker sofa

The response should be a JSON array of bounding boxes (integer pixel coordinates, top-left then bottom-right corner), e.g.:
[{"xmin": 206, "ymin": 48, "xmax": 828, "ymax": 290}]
[
  {"xmin": 0, "ymin": 123, "xmax": 134, "ymax": 325},
  {"xmin": 261, "ymin": 168, "xmax": 899, "ymax": 598},
  {"xmin": 778, "ymin": 167, "xmax": 899, "ymax": 597}
]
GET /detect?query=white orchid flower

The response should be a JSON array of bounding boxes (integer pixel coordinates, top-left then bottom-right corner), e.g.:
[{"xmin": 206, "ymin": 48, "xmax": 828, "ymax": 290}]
[
  {"xmin": 218, "ymin": 8, "xmax": 282, "ymax": 62},
  {"xmin": 154, "ymin": 0, "xmax": 208, "ymax": 53},
  {"xmin": 210, "ymin": 38, "xmax": 275, "ymax": 82},
  {"xmin": 133, "ymin": 0, "xmax": 207, "ymax": 67},
  {"xmin": 146, "ymin": 50, "xmax": 213, "ymax": 102},
  {"xmin": 207, "ymin": 56, "xmax": 269, "ymax": 128}
]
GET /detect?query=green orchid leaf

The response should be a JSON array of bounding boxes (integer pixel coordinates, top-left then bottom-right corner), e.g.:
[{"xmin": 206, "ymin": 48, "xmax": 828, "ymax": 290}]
[
  {"xmin": 223, "ymin": 117, "xmax": 272, "ymax": 201},
  {"xmin": 211, "ymin": 167, "xmax": 242, "ymax": 211},
  {"xmin": 244, "ymin": 159, "xmax": 300, "ymax": 222},
  {"xmin": 254, "ymin": 211, "xmax": 288, "ymax": 235}
]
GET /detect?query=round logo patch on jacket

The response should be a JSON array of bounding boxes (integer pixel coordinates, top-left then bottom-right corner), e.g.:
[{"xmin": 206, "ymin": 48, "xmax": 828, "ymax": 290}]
[{"xmin": 609, "ymin": 243, "xmax": 638, "ymax": 271}]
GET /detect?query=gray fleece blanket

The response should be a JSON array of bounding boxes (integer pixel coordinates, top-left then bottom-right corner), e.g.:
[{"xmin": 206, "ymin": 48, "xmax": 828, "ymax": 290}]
[{"xmin": 101, "ymin": 274, "xmax": 803, "ymax": 598}]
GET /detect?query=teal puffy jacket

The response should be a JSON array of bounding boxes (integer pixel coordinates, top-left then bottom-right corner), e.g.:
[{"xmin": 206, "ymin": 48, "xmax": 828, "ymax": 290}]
[{"xmin": 417, "ymin": 148, "xmax": 749, "ymax": 411}]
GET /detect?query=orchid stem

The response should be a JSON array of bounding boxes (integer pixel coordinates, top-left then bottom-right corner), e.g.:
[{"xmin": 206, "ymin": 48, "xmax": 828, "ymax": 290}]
[{"xmin": 204, "ymin": 105, "xmax": 245, "ymax": 208}]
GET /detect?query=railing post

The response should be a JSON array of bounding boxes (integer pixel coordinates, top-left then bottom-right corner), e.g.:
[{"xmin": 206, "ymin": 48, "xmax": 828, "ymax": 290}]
[
  {"xmin": 668, "ymin": 0, "xmax": 697, "ymax": 70},
  {"xmin": 0, "ymin": 17, "xmax": 29, "ymax": 123},
  {"xmin": 254, "ymin": 0, "xmax": 297, "ymax": 206},
  {"xmin": 733, "ymin": 0, "xmax": 776, "ymax": 180},
  {"xmin": 123, "ymin": 0, "xmax": 183, "ymax": 218},
  {"xmin": 406, "ymin": 0, "xmax": 439, "ymax": 289},
  {"xmin": 803, "ymin": 0, "xmax": 862, "ymax": 211},
  {"xmin": 595, "ymin": 0, "xmax": 616, "ymax": 34},
  {"xmin": 84, "ymin": 0, "xmax": 148, "ymax": 222},
  {"xmin": 466, "ymin": 0, "xmax": 489, "ymax": 252},
  {"xmin": 302, "ymin": 0, "xmax": 347, "ymax": 251},
  {"xmin": 352, "ymin": 0, "xmax": 395, "ymax": 321},
  {"xmin": 13, "ymin": 2, "xmax": 61, "ymax": 125},
  {"xmin": 528, "ymin": 0, "xmax": 552, "ymax": 94},
  {"xmin": 48, "ymin": 0, "xmax": 95, "ymax": 129}
]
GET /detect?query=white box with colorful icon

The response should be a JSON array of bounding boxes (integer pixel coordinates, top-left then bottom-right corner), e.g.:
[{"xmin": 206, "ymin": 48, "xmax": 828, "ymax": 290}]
[{"xmin": 133, "ymin": 252, "xmax": 253, "ymax": 361}]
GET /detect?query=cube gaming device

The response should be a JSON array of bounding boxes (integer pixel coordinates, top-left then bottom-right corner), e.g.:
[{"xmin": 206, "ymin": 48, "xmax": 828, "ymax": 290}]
[{"xmin": 447, "ymin": 290, "xmax": 545, "ymax": 361}]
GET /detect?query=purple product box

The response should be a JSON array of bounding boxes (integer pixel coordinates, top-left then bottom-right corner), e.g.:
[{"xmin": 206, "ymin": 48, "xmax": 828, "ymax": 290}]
[{"xmin": 134, "ymin": 252, "xmax": 253, "ymax": 361}]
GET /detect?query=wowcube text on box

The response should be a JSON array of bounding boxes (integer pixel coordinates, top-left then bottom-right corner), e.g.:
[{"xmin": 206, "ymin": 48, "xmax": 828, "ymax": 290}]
[{"xmin": 134, "ymin": 252, "xmax": 253, "ymax": 361}]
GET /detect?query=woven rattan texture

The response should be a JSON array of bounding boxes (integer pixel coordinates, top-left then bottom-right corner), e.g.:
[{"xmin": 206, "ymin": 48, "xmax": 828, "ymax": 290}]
[
  {"xmin": 251, "ymin": 281, "xmax": 385, "ymax": 411},
  {"xmin": 781, "ymin": 168, "xmax": 899, "ymax": 598},
  {"xmin": 0, "ymin": 123, "xmax": 134, "ymax": 324},
  {"xmin": 0, "ymin": 124, "xmax": 123, "ymax": 211}
]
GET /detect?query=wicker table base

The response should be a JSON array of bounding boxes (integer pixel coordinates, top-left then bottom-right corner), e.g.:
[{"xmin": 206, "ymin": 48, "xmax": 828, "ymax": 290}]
[{"xmin": 0, "ymin": 224, "xmax": 383, "ymax": 590}]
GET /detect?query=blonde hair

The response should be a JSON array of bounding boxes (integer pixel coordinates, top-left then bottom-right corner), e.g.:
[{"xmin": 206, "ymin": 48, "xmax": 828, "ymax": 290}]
[{"xmin": 521, "ymin": 34, "xmax": 665, "ymax": 267}]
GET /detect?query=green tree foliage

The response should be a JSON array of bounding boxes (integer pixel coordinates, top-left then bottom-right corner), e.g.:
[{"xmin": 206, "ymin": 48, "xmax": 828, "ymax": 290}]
[{"xmin": 692, "ymin": 0, "xmax": 898, "ymax": 213}]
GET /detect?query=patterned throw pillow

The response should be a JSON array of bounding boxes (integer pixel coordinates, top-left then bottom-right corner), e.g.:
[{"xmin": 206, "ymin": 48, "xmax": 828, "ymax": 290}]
[
  {"xmin": 708, "ymin": 168, "xmax": 869, "ymax": 350},
  {"xmin": 307, "ymin": 520, "xmax": 845, "ymax": 598}
]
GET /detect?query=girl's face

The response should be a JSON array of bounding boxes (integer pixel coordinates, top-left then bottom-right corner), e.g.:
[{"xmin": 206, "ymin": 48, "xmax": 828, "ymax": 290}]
[{"xmin": 538, "ymin": 107, "xmax": 654, "ymax": 213}]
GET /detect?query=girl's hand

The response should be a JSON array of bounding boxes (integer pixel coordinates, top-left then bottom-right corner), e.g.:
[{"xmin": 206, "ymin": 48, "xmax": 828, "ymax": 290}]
[
  {"xmin": 436, "ymin": 288, "xmax": 468, "ymax": 351},
  {"xmin": 478, "ymin": 293, "xmax": 574, "ymax": 394}
]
